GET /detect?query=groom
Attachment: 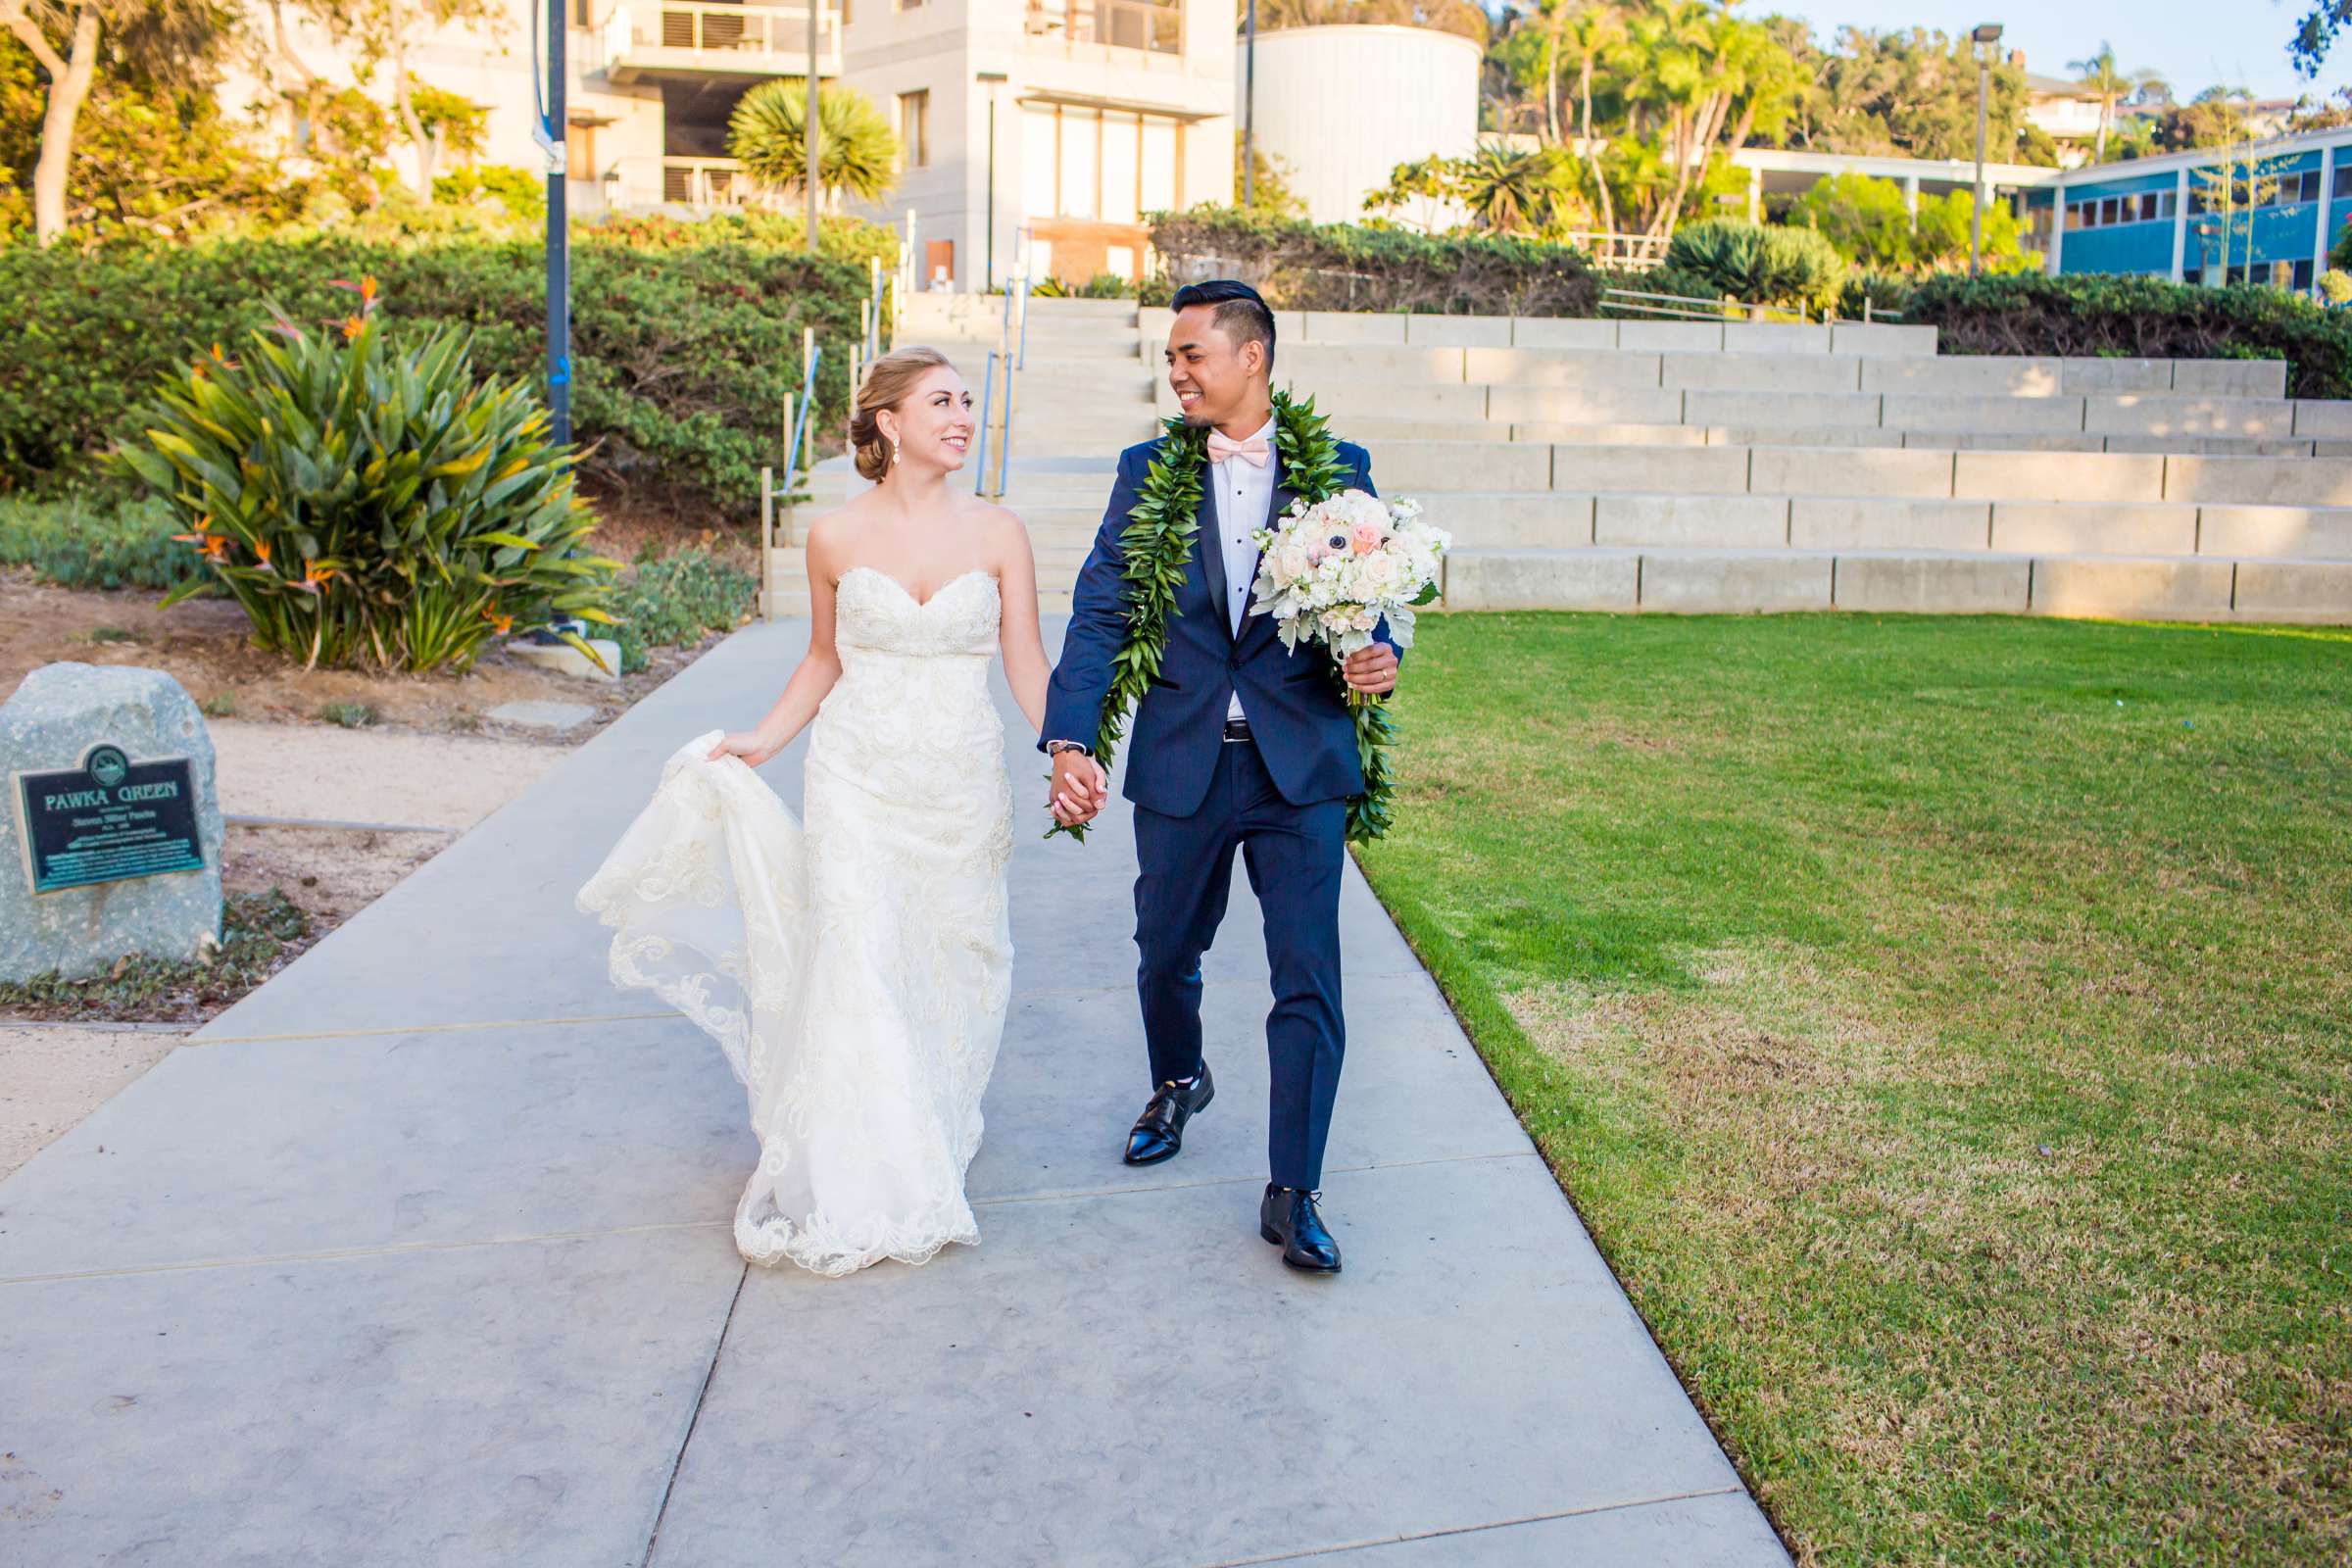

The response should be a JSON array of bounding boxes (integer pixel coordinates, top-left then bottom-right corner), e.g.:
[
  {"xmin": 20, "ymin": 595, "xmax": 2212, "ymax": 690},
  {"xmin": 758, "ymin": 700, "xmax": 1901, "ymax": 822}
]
[{"xmin": 1041, "ymin": 279, "xmax": 1400, "ymax": 1275}]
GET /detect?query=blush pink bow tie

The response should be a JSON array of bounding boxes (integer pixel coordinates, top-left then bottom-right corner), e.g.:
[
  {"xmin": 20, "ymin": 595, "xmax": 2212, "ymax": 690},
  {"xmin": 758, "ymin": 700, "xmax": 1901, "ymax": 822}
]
[{"xmin": 1206, "ymin": 429, "xmax": 1271, "ymax": 467}]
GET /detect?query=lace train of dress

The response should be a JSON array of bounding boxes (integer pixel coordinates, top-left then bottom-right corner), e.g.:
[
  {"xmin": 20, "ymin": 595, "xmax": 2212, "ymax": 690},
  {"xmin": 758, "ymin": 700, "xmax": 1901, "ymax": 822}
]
[{"xmin": 576, "ymin": 568, "xmax": 1015, "ymax": 1276}]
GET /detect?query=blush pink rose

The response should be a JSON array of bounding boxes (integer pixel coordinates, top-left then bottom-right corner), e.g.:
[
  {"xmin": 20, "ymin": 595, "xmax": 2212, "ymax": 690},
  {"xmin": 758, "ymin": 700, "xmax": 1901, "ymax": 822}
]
[{"xmin": 1349, "ymin": 521, "xmax": 1383, "ymax": 556}]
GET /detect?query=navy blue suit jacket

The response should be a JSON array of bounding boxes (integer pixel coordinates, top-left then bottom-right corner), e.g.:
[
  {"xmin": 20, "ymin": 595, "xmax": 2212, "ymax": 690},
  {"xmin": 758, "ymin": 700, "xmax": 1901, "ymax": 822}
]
[{"xmin": 1044, "ymin": 434, "xmax": 1392, "ymax": 818}]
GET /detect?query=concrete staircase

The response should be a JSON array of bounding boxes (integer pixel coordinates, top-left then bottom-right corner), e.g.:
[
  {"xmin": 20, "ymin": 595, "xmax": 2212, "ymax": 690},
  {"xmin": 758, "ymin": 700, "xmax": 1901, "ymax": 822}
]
[{"xmin": 764, "ymin": 298, "xmax": 2352, "ymax": 624}]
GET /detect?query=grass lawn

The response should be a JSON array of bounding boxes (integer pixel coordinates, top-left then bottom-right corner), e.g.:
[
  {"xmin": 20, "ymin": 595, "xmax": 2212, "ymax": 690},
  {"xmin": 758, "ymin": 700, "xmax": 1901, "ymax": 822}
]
[{"xmin": 1354, "ymin": 612, "xmax": 2351, "ymax": 1566}]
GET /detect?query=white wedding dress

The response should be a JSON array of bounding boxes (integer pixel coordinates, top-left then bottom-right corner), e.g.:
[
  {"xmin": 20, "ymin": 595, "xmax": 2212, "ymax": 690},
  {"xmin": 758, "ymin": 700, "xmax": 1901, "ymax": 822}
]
[{"xmin": 576, "ymin": 567, "xmax": 1015, "ymax": 1276}]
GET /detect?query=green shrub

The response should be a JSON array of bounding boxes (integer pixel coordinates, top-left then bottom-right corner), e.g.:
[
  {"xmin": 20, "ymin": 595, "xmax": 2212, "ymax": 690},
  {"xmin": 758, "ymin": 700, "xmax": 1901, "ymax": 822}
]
[
  {"xmin": 0, "ymin": 493, "xmax": 208, "ymax": 591},
  {"xmin": 1, "ymin": 223, "xmax": 873, "ymax": 519},
  {"xmin": 1838, "ymin": 270, "xmax": 1920, "ymax": 320},
  {"xmin": 116, "ymin": 300, "xmax": 621, "ymax": 674},
  {"xmin": 1664, "ymin": 220, "xmax": 1847, "ymax": 314},
  {"xmin": 610, "ymin": 545, "xmax": 758, "ymax": 674},
  {"xmin": 1149, "ymin": 205, "xmax": 1599, "ymax": 316},
  {"xmin": 433, "ymin": 165, "xmax": 548, "ymax": 220},
  {"xmin": 1903, "ymin": 272, "xmax": 2352, "ymax": 398}
]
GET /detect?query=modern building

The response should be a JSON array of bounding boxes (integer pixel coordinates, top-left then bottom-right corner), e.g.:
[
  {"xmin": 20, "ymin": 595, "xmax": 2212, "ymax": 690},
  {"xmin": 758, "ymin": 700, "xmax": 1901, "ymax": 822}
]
[
  {"xmin": 2023, "ymin": 123, "xmax": 2352, "ymax": 291},
  {"xmin": 231, "ymin": 0, "xmax": 1239, "ymax": 289}
]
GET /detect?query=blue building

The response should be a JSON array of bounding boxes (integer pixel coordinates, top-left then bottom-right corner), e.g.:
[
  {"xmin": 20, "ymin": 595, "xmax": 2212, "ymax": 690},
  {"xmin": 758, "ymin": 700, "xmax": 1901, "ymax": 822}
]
[{"xmin": 2023, "ymin": 124, "xmax": 2350, "ymax": 292}]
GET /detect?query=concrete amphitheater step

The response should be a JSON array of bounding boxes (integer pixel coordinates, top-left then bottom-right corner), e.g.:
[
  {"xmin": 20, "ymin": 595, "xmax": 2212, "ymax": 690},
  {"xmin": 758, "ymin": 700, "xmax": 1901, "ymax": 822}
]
[
  {"xmin": 1375, "ymin": 444, "xmax": 2352, "ymax": 507},
  {"xmin": 1436, "ymin": 547, "xmax": 2352, "ymax": 622},
  {"xmin": 1140, "ymin": 305, "xmax": 1940, "ymax": 357},
  {"xmin": 1413, "ymin": 489, "xmax": 2352, "ymax": 561},
  {"xmin": 1262, "ymin": 345, "xmax": 2290, "ymax": 401}
]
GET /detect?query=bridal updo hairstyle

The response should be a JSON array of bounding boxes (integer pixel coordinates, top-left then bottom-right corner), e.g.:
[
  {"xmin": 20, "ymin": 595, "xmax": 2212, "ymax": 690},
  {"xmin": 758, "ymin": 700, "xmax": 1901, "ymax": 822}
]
[{"xmin": 851, "ymin": 345, "xmax": 955, "ymax": 482}]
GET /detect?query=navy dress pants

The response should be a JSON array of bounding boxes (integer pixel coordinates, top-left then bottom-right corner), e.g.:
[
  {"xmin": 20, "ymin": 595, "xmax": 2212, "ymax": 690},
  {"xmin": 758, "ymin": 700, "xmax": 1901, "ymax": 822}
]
[{"xmin": 1131, "ymin": 735, "xmax": 1348, "ymax": 1191}]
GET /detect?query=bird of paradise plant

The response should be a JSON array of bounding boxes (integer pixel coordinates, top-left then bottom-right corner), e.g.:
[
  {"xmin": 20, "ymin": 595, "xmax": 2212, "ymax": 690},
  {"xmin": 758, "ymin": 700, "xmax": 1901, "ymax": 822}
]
[{"xmin": 113, "ymin": 281, "xmax": 623, "ymax": 674}]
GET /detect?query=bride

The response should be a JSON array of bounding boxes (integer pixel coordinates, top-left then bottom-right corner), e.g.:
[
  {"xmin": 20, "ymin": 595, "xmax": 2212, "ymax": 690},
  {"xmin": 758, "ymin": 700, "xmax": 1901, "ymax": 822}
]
[{"xmin": 577, "ymin": 346, "xmax": 1105, "ymax": 1277}]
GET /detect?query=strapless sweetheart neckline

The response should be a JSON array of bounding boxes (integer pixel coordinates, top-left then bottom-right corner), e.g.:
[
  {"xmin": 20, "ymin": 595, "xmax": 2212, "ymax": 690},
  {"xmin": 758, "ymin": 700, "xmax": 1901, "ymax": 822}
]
[{"xmin": 841, "ymin": 564, "xmax": 997, "ymax": 611}]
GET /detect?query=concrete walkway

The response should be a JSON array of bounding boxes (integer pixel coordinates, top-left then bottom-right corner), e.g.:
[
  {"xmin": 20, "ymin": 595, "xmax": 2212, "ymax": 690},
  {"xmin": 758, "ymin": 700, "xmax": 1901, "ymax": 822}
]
[{"xmin": 0, "ymin": 620, "xmax": 1787, "ymax": 1567}]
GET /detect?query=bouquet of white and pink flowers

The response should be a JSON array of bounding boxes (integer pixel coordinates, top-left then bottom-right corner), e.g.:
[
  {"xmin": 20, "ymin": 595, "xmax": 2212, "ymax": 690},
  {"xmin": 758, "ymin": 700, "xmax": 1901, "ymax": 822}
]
[
  {"xmin": 1248, "ymin": 488, "xmax": 1450, "ymax": 843},
  {"xmin": 1249, "ymin": 489, "xmax": 1450, "ymax": 668}
]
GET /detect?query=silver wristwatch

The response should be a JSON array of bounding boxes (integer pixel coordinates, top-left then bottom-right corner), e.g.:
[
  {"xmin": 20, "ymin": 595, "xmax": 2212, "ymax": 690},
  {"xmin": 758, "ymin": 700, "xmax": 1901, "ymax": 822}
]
[{"xmin": 1046, "ymin": 740, "xmax": 1092, "ymax": 758}]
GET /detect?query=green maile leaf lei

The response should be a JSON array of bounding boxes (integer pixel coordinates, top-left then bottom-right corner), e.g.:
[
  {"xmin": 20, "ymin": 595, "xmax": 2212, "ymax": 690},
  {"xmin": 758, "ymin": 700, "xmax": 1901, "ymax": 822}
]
[{"xmin": 1051, "ymin": 388, "xmax": 1399, "ymax": 847}]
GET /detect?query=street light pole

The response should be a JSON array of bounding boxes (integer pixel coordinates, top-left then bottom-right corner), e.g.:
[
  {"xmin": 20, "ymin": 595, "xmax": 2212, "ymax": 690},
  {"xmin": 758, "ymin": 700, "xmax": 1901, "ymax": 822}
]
[
  {"xmin": 1242, "ymin": 0, "xmax": 1257, "ymax": 209},
  {"xmin": 806, "ymin": 1, "xmax": 821, "ymax": 253},
  {"xmin": 978, "ymin": 71, "xmax": 1007, "ymax": 291},
  {"xmin": 545, "ymin": 0, "xmax": 570, "ymax": 445},
  {"xmin": 1971, "ymin": 22, "xmax": 2003, "ymax": 277}
]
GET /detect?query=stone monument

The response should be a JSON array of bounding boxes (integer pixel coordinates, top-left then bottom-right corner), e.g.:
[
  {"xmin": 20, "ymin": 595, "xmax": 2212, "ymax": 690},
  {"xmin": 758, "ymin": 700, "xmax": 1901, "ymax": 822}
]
[{"xmin": 2, "ymin": 662, "xmax": 223, "ymax": 982}]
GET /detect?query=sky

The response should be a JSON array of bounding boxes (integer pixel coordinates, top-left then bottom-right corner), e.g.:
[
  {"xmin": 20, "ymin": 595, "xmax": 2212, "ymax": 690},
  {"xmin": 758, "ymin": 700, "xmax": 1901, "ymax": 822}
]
[{"xmin": 1769, "ymin": 1, "xmax": 2345, "ymax": 104}]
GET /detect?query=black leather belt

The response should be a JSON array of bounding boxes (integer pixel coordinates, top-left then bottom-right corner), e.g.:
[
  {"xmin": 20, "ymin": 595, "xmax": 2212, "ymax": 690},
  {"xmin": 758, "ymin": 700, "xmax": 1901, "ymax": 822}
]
[{"xmin": 1222, "ymin": 717, "xmax": 1252, "ymax": 743}]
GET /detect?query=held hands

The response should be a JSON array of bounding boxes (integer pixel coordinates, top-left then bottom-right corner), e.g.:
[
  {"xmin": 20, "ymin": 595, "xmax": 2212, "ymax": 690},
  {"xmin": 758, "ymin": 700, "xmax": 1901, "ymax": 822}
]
[
  {"xmin": 1343, "ymin": 642, "xmax": 1399, "ymax": 697},
  {"xmin": 707, "ymin": 729, "xmax": 784, "ymax": 768},
  {"xmin": 1047, "ymin": 749, "xmax": 1109, "ymax": 828}
]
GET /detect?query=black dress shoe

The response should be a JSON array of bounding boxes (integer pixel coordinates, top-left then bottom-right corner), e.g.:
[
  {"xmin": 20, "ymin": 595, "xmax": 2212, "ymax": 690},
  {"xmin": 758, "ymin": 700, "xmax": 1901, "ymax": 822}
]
[
  {"xmin": 1259, "ymin": 1184, "xmax": 1342, "ymax": 1273},
  {"xmin": 1123, "ymin": 1062, "xmax": 1214, "ymax": 1166}
]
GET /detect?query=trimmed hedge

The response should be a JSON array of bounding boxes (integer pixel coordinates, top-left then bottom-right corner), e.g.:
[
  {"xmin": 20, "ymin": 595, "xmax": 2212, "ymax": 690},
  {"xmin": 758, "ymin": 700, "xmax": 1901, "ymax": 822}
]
[
  {"xmin": 1901, "ymin": 272, "xmax": 2345, "ymax": 398},
  {"xmin": 1148, "ymin": 207, "xmax": 1600, "ymax": 317},
  {"xmin": 3, "ymin": 223, "xmax": 869, "ymax": 520}
]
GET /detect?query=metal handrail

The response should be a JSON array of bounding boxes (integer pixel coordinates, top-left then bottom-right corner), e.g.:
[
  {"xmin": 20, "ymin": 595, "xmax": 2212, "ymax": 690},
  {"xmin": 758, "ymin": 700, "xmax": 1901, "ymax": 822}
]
[{"xmin": 973, "ymin": 240, "xmax": 1035, "ymax": 500}]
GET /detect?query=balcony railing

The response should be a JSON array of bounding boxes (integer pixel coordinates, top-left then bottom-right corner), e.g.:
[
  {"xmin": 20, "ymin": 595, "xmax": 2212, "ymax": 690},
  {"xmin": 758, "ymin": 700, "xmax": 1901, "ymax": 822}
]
[
  {"xmin": 1024, "ymin": 0, "xmax": 1181, "ymax": 56},
  {"xmin": 601, "ymin": 3, "xmax": 843, "ymax": 83},
  {"xmin": 604, "ymin": 155, "xmax": 787, "ymax": 212}
]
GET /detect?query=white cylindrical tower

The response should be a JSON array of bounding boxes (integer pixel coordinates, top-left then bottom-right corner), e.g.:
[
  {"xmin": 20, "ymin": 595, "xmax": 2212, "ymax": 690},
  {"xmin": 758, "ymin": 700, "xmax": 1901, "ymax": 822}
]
[{"xmin": 1237, "ymin": 24, "xmax": 1482, "ymax": 224}]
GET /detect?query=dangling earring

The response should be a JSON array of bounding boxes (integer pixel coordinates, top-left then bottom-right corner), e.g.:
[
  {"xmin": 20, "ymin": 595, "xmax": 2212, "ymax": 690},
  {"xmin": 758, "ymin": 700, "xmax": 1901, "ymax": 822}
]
[{"xmin": 892, "ymin": 437, "xmax": 903, "ymax": 466}]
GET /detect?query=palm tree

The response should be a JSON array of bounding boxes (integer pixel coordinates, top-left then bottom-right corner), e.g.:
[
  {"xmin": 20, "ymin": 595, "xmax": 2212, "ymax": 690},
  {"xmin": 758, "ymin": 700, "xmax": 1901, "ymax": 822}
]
[
  {"xmin": 2067, "ymin": 41, "xmax": 2168, "ymax": 162},
  {"xmin": 1558, "ymin": 0, "xmax": 1627, "ymax": 232},
  {"xmin": 728, "ymin": 78, "xmax": 900, "ymax": 208}
]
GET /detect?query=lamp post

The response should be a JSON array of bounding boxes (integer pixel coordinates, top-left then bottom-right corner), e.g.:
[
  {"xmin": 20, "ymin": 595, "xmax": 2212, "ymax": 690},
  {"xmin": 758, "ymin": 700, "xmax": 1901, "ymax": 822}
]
[
  {"xmin": 545, "ymin": 0, "xmax": 570, "ymax": 445},
  {"xmin": 806, "ymin": 0, "xmax": 821, "ymax": 253},
  {"xmin": 1242, "ymin": 0, "xmax": 1257, "ymax": 209},
  {"xmin": 978, "ymin": 71, "xmax": 1007, "ymax": 291},
  {"xmin": 1971, "ymin": 22, "xmax": 2003, "ymax": 276}
]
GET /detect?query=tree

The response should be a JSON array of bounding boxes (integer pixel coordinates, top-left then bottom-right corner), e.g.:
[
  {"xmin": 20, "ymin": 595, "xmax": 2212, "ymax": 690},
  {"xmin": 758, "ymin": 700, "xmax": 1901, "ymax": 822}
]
[
  {"xmin": 2153, "ymin": 91, "xmax": 2253, "ymax": 153},
  {"xmin": 1, "ymin": 0, "xmax": 239, "ymax": 243},
  {"xmin": 1788, "ymin": 172, "xmax": 1916, "ymax": 269},
  {"xmin": 1237, "ymin": 129, "xmax": 1308, "ymax": 220},
  {"xmin": 729, "ymin": 78, "xmax": 898, "ymax": 209},
  {"xmin": 1361, "ymin": 154, "xmax": 1457, "ymax": 230},
  {"xmin": 265, "ymin": 0, "xmax": 502, "ymax": 200},
  {"xmin": 2290, "ymin": 2, "xmax": 2351, "ymax": 75},
  {"xmin": 2192, "ymin": 143, "xmax": 2300, "ymax": 284},
  {"xmin": 2065, "ymin": 40, "xmax": 2167, "ymax": 162},
  {"xmin": 1556, "ymin": 0, "xmax": 1626, "ymax": 232},
  {"xmin": 1252, "ymin": 0, "xmax": 1487, "ymax": 45}
]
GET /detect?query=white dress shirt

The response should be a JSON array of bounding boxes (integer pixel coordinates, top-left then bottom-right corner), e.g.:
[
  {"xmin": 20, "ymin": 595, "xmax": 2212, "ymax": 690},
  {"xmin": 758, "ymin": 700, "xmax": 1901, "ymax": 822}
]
[{"xmin": 1210, "ymin": 414, "xmax": 1278, "ymax": 722}]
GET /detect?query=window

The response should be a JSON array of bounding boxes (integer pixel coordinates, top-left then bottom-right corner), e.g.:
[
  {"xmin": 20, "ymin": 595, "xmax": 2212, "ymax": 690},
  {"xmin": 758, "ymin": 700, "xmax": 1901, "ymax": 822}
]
[
  {"xmin": 2065, "ymin": 202, "xmax": 2085, "ymax": 231},
  {"xmin": 2336, "ymin": 165, "xmax": 2352, "ymax": 200},
  {"xmin": 2291, "ymin": 257, "xmax": 2317, "ymax": 291},
  {"xmin": 2100, "ymin": 196, "xmax": 2121, "ymax": 224},
  {"xmin": 898, "ymin": 90, "xmax": 928, "ymax": 170},
  {"xmin": 2296, "ymin": 170, "xmax": 2323, "ymax": 204},
  {"xmin": 2182, "ymin": 267, "xmax": 2203, "ymax": 286}
]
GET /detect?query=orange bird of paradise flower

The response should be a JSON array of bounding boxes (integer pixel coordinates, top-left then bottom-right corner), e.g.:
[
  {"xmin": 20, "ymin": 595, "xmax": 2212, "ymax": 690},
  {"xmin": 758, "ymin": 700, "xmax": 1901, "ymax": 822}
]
[{"xmin": 482, "ymin": 609, "xmax": 515, "ymax": 636}]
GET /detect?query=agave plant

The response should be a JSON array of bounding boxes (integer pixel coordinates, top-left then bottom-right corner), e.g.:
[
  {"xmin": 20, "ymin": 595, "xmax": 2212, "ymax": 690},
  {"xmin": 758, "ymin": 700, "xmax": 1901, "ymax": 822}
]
[{"xmin": 114, "ymin": 283, "xmax": 621, "ymax": 674}]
